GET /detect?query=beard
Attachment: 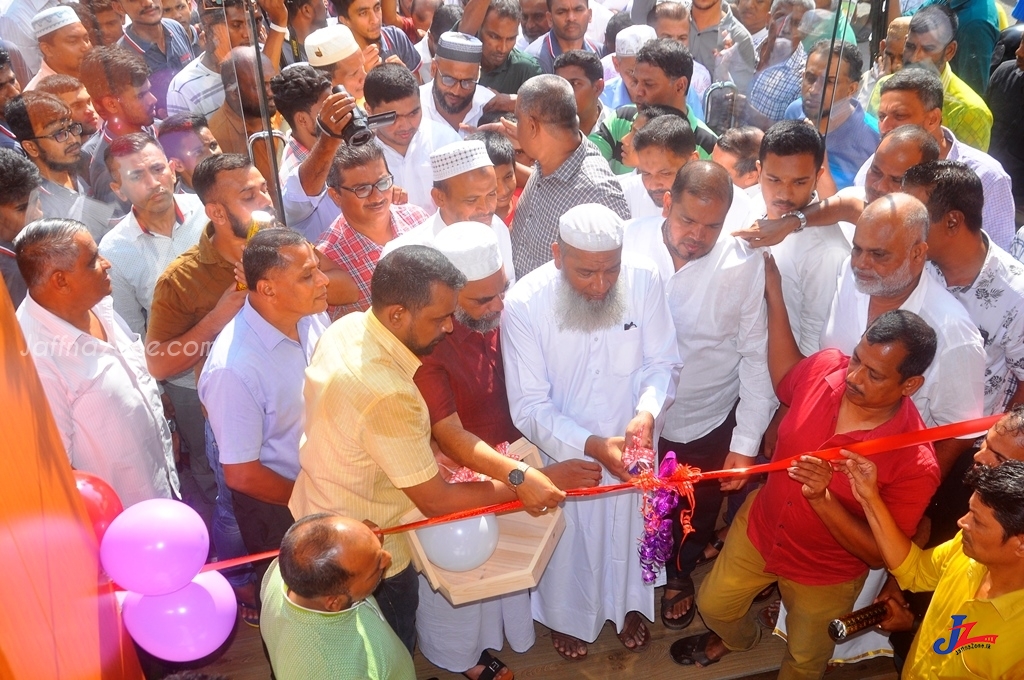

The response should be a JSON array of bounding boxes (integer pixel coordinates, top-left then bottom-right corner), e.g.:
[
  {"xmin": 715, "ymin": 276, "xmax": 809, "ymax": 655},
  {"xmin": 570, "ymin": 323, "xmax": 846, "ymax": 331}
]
[
  {"xmin": 433, "ymin": 82, "xmax": 473, "ymax": 115},
  {"xmin": 38, "ymin": 145, "xmax": 81, "ymax": 173},
  {"xmin": 853, "ymin": 259, "xmax": 916, "ymax": 297},
  {"xmin": 554, "ymin": 274, "xmax": 627, "ymax": 333},
  {"xmin": 455, "ymin": 306, "xmax": 501, "ymax": 333}
]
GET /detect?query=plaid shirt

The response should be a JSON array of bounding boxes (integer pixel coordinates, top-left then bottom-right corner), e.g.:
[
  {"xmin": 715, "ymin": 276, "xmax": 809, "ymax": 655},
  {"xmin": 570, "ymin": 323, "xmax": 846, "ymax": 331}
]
[
  {"xmin": 748, "ymin": 46, "xmax": 806, "ymax": 122},
  {"xmin": 510, "ymin": 137, "xmax": 631, "ymax": 277},
  {"xmin": 317, "ymin": 204, "xmax": 429, "ymax": 316},
  {"xmin": 278, "ymin": 136, "xmax": 310, "ymax": 185}
]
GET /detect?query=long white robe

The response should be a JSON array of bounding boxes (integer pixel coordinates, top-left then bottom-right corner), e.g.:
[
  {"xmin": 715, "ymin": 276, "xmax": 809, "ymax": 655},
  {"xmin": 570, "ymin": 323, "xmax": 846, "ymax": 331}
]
[{"xmin": 501, "ymin": 256, "xmax": 682, "ymax": 642}]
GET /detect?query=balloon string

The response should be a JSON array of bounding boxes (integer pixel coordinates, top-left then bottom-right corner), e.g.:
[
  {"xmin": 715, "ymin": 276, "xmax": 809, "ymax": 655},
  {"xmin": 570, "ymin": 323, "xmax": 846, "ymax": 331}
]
[{"xmin": 197, "ymin": 414, "xmax": 998, "ymax": 573}]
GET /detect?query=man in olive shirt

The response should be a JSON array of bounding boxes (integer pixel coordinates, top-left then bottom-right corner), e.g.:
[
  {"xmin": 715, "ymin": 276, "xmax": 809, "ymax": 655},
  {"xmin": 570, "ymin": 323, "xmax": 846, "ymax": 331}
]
[{"xmin": 478, "ymin": 0, "xmax": 542, "ymax": 96}]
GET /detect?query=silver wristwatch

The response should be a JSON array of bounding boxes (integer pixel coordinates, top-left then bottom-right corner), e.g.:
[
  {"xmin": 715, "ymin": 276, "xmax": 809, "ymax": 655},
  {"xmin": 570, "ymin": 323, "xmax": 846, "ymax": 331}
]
[{"xmin": 783, "ymin": 209, "xmax": 807, "ymax": 233}]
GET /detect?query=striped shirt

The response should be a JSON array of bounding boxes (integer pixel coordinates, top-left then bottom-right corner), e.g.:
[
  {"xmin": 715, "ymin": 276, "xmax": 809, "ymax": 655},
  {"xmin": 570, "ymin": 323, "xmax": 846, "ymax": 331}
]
[
  {"xmin": 166, "ymin": 53, "xmax": 225, "ymax": 118},
  {"xmin": 289, "ymin": 310, "xmax": 439, "ymax": 573}
]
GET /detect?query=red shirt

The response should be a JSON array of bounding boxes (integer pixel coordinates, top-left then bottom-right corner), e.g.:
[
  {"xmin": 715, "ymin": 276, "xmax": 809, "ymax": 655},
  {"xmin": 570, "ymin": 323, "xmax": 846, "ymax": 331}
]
[
  {"xmin": 747, "ymin": 349, "xmax": 940, "ymax": 586},
  {"xmin": 413, "ymin": 318, "xmax": 522, "ymax": 447}
]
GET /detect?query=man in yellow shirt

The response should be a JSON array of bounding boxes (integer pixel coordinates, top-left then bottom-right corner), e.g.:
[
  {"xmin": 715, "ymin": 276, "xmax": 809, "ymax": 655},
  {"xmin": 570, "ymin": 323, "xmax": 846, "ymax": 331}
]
[
  {"xmin": 288, "ymin": 244, "xmax": 566, "ymax": 652},
  {"xmin": 845, "ymin": 453, "xmax": 1024, "ymax": 679}
]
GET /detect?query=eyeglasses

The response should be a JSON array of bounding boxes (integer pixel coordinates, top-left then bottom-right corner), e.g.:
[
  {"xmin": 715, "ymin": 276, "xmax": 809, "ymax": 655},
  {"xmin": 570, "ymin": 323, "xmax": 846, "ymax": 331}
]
[
  {"xmin": 438, "ymin": 73, "xmax": 478, "ymax": 90},
  {"xmin": 339, "ymin": 174, "xmax": 394, "ymax": 199},
  {"xmin": 30, "ymin": 122, "xmax": 84, "ymax": 143}
]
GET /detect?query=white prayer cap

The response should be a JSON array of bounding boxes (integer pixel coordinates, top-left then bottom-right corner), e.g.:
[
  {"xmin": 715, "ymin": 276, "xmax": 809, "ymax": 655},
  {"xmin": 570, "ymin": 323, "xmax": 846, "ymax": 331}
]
[
  {"xmin": 559, "ymin": 203, "xmax": 624, "ymax": 252},
  {"xmin": 615, "ymin": 25, "xmax": 657, "ymax": 57},
  {"xmin": 430, "ymin": 140, "xmax": 492, "ymax": 182},
  {"xmin": 305, "ymin": 24, "xmax": 359, "ymax": 67},
  {"xmin": 434, "ymin": 222, "xmax": 503, "ymax": 281},
  {"xmin": 435, "ymin": 31, "xmax": 483, "ymax": 64},
  {"xmin": 33, "ymin": 6, "xmax": 80, "ymax": 40}
]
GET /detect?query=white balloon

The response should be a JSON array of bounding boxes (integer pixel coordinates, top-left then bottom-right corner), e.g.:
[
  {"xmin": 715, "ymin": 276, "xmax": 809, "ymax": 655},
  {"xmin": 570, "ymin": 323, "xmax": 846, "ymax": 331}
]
[{"xmin": 416, "ymin": 513, "xmax": 500, "ymax": 572}]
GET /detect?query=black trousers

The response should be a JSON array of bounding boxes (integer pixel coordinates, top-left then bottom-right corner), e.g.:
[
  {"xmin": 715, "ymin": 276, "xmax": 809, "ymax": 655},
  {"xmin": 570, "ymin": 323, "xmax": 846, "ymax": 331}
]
[
  {"xmin": 658, "ymin": 403, "xmax": 738, "ymax": 585},
  {"xmin": 373, "ymin": 564, "xmax": 419, "ymax": 654},
  {"xmin": 231, "ymin": 489, "xmax": 295, "ymax": 594}
]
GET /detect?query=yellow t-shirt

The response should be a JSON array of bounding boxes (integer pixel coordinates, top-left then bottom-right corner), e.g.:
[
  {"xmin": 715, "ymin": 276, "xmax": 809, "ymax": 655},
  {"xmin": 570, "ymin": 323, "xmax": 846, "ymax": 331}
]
[
  {"xmin": 288, "ymin": 310, "xmax": 438, "ymax": 572},
  {"xmin": 893, "ymin": 532, "xmax": 1024, "ymax": 679}
]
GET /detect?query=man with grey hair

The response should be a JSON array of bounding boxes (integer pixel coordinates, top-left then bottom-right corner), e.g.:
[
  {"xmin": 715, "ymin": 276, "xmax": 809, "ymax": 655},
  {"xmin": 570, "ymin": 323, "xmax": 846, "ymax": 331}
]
[
  {"xmin": 510, "ymin": 74, "xmax": 629, "ymax": 276},
  {"xmin": 503, "ymin": 202, "xmax": 681, "ymax": 660},
  {"xmin": 820, "ymin": 193, "xmax": 986, "ymax": 478},
  {"xmin": 14, "ymin": 218, "xmax": 179, "ymax": 506}
]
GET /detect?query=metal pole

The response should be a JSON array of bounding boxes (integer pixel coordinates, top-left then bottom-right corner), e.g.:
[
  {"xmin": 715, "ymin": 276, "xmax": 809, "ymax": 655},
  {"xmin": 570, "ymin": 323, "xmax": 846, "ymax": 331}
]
[{"xmin": 244, "ymin": 0, "xmax": 285, "ymax": 223}]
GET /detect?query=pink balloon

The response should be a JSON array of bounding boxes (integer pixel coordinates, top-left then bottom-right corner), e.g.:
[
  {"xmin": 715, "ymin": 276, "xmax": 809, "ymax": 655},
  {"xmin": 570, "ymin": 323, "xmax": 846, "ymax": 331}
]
[
  {"xmin": 73, "ymin": 471, "xmax": 124, "ymax": 544},
  {"xmin": 100, "ymin": 498, "xmax": 209, "ymax": 595},
  {"xmin": 122, "ymin": 570, "xmax": 237, "ymax": 662}
]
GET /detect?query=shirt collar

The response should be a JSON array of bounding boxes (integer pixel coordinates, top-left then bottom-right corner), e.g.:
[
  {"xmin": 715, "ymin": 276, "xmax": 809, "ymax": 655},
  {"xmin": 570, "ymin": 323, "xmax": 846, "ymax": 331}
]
[
  {"xmin": 196, "ymin": 221, "xmax": 235, "ymax": 267},
  {"xmin": 364, "ymin": 309, "xmax": 422, "ymax": 377},
  {"xmin": 130, "ymin": 197, "xmax": 186, "ymax": 238},
  {"xmin": 123, "ymin": 20, "xmax": 167, "ymax": 54},
  {"xmin": 942, "ymin": 126, "xmax": 961, "ymax": 160},
  {"xmin": 22, "ymin": 294, "xmax": 115, "ymax": 347},
  {"xmin": 241, "ymin": 297, "xmax": 298, "ymax": 352}
]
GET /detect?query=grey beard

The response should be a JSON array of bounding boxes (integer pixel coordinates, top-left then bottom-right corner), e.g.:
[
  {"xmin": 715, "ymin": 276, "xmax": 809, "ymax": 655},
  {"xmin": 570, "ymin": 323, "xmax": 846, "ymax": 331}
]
[
  {"xmin": 455, "ymin": 306, "xmax": 501, "ymax": 333},
  {"xmin": 853, "ymin": 259, "xmax": 916, "ymax": 297},
  {"xmin": 554, "ymin": 275, "xmax": 627, "ymax": 333}
]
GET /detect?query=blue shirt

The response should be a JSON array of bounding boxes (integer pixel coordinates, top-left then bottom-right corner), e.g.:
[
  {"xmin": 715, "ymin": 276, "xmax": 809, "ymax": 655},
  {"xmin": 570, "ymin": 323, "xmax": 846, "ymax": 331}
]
[
  {"xmin": 378, "ymin": 25, "xmax": 421, "ymax": 74},
  {"xmin": 785, "ymin": 98, "xmax": 879, "ymax": 190},
  {"xmin": 525, "ymin": 30, "xmax": 601, "ymax": 74},
  {"xmin": 199, "ymin": 299, "xmax": 329, "ymax": 480},
  {"xmin": 599, "ymin": 76, "xmax": 706, "ymax": 123}
]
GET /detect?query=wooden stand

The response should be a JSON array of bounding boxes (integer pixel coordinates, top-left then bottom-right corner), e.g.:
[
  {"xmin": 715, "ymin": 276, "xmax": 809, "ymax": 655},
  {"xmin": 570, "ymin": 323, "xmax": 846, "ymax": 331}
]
[{"xmin": 403, "ymin": 439, "xmax": 565, "ymax": 605}]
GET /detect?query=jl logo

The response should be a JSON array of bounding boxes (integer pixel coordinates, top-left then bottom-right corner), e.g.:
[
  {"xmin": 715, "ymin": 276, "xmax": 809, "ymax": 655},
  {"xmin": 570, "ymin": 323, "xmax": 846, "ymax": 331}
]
[{"xmin": 933, "ymin": 615, "xmax": 999, "ymax": 655}]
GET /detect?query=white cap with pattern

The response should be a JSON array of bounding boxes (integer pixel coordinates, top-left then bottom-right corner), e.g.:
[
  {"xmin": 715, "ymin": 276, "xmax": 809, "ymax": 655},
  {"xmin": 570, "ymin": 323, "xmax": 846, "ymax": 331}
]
[
  {"xmin": 615, "ymin": 25, "xmax": 657, "ymax": 57},
  {"xmin": 435, "ymin": 31, "xmax": 484, "ymax": 63},
  {"xmin": 33, "ymin": 6, "xmax": 80, "ymax": 39},
  {"xmin": 430, "ymin": 140, "xmax": 493, "ymax": 182},
  {"xmin": 434, "ymin": 222, "xmax": 503, "ymax": 281},
  {"xmin": 559, "ymin": 203, "xmax": 624, "ymax": 252},
  {"xmin": 305, "ymin": 24, "xmax": 359, "ymax": 66}
]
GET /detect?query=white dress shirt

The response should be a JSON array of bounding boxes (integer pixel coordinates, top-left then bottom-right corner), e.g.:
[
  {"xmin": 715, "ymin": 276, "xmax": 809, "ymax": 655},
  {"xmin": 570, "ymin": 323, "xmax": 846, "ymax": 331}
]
[
  {"xmin": 419, "ymin": 82, "xmax": 495, "ymax": 138},
  {"xmin": 199, "ymin": 300, "xmax": 329, "ymax": 480},
  {"xmin": 17, "ymin": 295, "xmax": 179, "ymax": 506},
  {"xmin": 620, "ymin": 174, "xmax": 755, "ymax": 229},
  {"xmin": 99, "ymin": 193, "xmax": 206, "ymax": 337},
  {"xmin": 381, "ymin": 210, "xmax": 516, "ymax": 284},
  {"xmin": 821, "ymin": 261, "xmax": 986, "ymax": 427},
  {"xmin": 750, "ymin": 186, "xmax": 851, "ymax": 356},
  {"xmin": 853, "ymin": 127, "xmax": 1016, "ymax": 250},
  {"xmin": 414, "ymin": 38, "xmax": 433, "ymax": 84},
  {"xmin": 928, "ymin": 235, "xmax": 1024, "ymax": 415},
  {"xmin": 375, "ymin": 118, "xmax": 461, "ymax": 214},
  {"xmin": 623, "ymin": 218, "xmax": 777, "ymax": 456},
  {"xmin": 502, "ymin": 256, "xmax": 681, "ymax": 642}
]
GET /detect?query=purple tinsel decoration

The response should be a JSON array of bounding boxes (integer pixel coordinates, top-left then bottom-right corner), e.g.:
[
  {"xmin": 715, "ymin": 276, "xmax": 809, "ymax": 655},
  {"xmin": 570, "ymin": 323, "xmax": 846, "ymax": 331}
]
[{"xmin": 638, "ymin": 453, "xmax": 681, "ymax": 583}]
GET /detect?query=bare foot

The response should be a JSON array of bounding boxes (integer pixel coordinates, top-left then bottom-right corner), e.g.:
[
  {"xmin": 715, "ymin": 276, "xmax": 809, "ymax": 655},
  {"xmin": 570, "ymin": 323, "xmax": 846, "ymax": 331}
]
[{"xmin": 551, "ymin": 630, "xmax": 588, "ymax": 660}]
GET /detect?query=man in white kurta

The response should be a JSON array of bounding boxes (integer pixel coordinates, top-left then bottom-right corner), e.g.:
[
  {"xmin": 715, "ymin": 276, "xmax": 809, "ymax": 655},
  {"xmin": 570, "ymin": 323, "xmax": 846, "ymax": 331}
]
[
  {"xmin": 382, "ymin": 140, "xmax": 516, "ymax": 283},
  {"xmin": 502, "ymin": 203, "xmax": 681, "ymax": 657},
  {"xmin": 623, "ymin": 161, "xmax": 777, "ymax": 628}
]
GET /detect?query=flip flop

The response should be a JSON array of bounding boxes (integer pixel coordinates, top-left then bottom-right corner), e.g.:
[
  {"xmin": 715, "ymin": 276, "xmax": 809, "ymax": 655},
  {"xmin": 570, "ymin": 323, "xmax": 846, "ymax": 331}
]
[
  {"xmin": 695, "ymin": 536, "xmax": 725, "ymax": 567},
  {"xmin": 670, "ymin": 631, "xmax": 722, "ymax": 667},
  {"xmin": 661, "ymin": 577, "xmax": 697, "ymax": 630},
  {"xmin": 238, "ymin": 600, "xmax": 260, "ymax": 628},
  {"xmin": 464, "ymin": 650, "xmax": 512, "ymax": 680},
  {"xmin": 617, "ymin": 611, "xmax": 651, "ymax": 653},
  {"xmin": 551, "ymin": 631, "xmax": 588, "ymax": 661}
]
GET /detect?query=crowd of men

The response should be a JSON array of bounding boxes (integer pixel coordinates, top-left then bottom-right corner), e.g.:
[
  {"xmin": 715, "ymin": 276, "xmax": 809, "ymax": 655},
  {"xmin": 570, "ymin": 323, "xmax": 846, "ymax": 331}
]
[{"xmin": 1, "ymin": 0, "xmax": 1023, "ymax": 676}]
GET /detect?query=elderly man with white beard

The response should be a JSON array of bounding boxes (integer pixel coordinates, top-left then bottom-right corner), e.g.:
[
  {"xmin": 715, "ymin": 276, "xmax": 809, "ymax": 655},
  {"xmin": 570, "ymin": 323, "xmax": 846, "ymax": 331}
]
[{"xmin": 502, "ymin": 203, "xmax": 682, "ymax": 661}]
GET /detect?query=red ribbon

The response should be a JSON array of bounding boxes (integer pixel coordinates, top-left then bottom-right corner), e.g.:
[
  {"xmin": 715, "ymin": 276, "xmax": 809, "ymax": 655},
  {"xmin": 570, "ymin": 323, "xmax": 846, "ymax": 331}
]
[{"xmin": 198, "ymin": 414, "xmax": 999, "ymax": 573}]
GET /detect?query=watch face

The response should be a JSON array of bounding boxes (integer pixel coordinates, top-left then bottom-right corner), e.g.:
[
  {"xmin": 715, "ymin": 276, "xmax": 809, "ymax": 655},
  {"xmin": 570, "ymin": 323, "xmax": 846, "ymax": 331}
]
[{"xmin": 508, "ymin": 468, "xmax": 525, "ymax": 486}]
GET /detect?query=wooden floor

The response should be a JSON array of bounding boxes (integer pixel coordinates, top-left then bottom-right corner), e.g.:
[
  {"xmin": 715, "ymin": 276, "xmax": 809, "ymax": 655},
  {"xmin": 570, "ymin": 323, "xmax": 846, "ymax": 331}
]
[{"xmin": 195, "ymin": 580, "xmax": 900, "ymax": 680}]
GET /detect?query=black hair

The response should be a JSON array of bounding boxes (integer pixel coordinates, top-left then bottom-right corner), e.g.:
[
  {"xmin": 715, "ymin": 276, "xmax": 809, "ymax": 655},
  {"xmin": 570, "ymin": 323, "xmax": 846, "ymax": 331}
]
[
  {"xmin": 808, "ymin": 39, "xmax": 864, "ymax": 83},
  {"xmin": 760, "ymin": 119, "xmax": 825, "ymax": 170},
  {"xmin": 964, "ymin": 461, "xmax": 1024, "ymax": 541},
  {"xmin": 4, "ymin": 91, "xmax": 70, "ymax": 142},
  {"xmin": 157, "ymin": 113, "xmax": 212, "ymax": 160},
  {"xmin": 603, "ymin": 10, "xmax": 633, "ymax": 53},
  {"xmin": 371, "ymin": 245, "xmax": 467, "ymax": 312},
  {"xmin": 430, "ymin": 4, "xmax": 462, "ymax": 39},
  {"xmin": 364, "ymin": 63, "xmax": 420, "ymax": 110},
  {"xmin": 635, "ymin": 38, "xmax": 694, "ymax": 83},
  {"xmin": 243, "ymin": 228, "xmax": 309, "ymax": 289},
  {"xmin": 0, "ymin": 46, "xmax": 10, "ymax": 73},
  {"xmin": 104, "ymin": 132, "xmax": 163, "ymax": 181},
  {"xmin": 192, "ymin": 153, "xmax": 252, "ymax": 204},
  {"xmin": 0, "ymin": 148, "xmax": 42, "ymax": 204},
  {"xmin": 485, "ymin": 0, "xmax": 522, "ymax": 23},
  {"xmin": 271, "ymin": 64, "xmax": 332, "ymax": 130},
  {"xmin": 325, "ymin": 143, "xmax": 386, "ymax": 190},
  {"xmin": 553, "ymin": 49, "xmax": 604, "ymax": 83},
  {"xmin": 34, "ymin": 74, "xmax": 84, "ymax": 97},
  {"xmin": 863, "ymin": 309, "xmax": 937, "ymax": 381},
  {"xmin": 902, "ymin": 160, "xmax": 984, "ymax": 233},
  {"xmin": 909, "ymin": 4, "xmax": 958, "ymax": 42},
  {"xmin": 880, "ymin": 65, "xmax": 944, "ymax": 112},
  {"xmin": 670, "ymin": 159, "xmax": 733, "ymax": 207},
  {"xmin": 79, "ymin": 46, "xmax": 150, "ymax": 105},
  {"xmin": 635, "ymin": 103, "xmax": 688, "ymax": 122},
  {"xmin": 994, "ymin": 404, "xmax": 1024, "ymax": 446},
  {"xmin": 633, "ymin": 114, "xmax": 696, "ymax": 157},
  {"xmin": 546, "ymin": 0, "xmax": 588, "ymax": 10},
  {"xmin": 648, "ymin": 0, "xmax": 689, "ymax": 25},
  {"xmin": 279, "ymin": 513, "xmax": 353, "ymax": 599},
  {"xmin": 715, "ymin": 126, "xmax": 763, "ymax": 176},
  {"xmin": 467, "ymin": 130, "xmax": 515, "ymax": 167}
]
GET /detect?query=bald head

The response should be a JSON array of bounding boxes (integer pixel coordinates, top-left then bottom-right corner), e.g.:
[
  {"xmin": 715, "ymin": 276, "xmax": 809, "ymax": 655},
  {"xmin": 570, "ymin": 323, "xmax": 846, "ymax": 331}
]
[
  {"xmin": 864, "ymin": 125, "xmax": 939, "ymax": 203},
  {"xmin": 851, "ymin": 193, "xmax": 929, "ymax": 297},
  {"xmin": 279, "ymin": 514, "xmax": 386, "ymax": 603},
  {"xmin": 670, "ymin": 159, "xmax": 733, "ymax": 208},
  {"xmin": 222, "ymin": 47, "xmax": 276, "ymax": 118}
]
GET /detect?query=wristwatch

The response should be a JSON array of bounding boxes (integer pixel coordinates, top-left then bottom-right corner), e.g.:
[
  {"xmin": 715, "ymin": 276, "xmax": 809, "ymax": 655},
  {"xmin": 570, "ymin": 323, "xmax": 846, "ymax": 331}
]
[
  {"xmin": 783, "ymin": 209, "xmax": 807, "ymax": 233},
  {"xmin": 507, "ymin": 461, "xmax": 531, "ymax": 493}
]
